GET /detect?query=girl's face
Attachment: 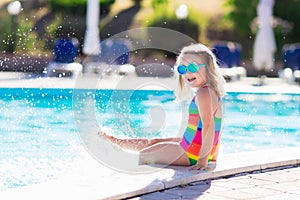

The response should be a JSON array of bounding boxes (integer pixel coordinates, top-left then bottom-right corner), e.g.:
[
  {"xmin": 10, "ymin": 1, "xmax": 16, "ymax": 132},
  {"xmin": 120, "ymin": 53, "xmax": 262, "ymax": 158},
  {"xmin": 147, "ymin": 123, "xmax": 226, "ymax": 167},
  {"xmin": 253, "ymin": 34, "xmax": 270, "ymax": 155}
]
[{"xmin": 179, "ymin": 53, "xmax": 207, "ymax": 88}]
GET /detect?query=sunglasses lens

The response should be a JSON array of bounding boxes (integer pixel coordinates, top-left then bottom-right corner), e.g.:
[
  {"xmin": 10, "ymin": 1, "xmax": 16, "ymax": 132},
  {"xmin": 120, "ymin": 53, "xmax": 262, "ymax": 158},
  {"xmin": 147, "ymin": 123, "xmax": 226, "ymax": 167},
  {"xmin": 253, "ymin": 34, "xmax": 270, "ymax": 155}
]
[
  {"xmin": 177, "ymin": 65, "xmax": 187, "ymax": 75},
  {"xmin": 188, "ymin": 63, "xmax": 199, "ymax": 73}
]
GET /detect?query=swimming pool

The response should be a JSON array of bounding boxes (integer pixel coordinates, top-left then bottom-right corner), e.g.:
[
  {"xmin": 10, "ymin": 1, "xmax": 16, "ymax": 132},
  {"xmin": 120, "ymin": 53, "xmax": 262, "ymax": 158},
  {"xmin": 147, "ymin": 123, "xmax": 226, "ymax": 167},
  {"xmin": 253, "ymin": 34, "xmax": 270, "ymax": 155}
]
[{"xmin": 0, "ymin": 88, "xmax": 299, "ymax": 191}]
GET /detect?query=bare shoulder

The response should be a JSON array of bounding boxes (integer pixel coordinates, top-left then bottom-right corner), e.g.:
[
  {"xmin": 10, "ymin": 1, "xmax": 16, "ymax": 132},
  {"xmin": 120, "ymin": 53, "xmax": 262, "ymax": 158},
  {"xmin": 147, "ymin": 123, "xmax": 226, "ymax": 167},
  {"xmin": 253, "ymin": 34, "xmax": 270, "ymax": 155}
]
[
  {"xmin": 195, "ymin": 87, "xmax": 215, "ymax": 104},
  {"xmin": 195, "ymin": 87, "xmax": 221, "ymax": 115}
]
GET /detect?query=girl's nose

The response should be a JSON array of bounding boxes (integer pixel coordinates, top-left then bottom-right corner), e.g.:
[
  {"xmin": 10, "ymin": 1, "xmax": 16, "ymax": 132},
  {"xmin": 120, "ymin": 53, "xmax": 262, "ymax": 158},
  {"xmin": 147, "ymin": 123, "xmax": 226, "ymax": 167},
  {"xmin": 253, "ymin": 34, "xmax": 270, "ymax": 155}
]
[{"xmin": 185, "ymin": 70, "xmax": 192, "ymax": 75}]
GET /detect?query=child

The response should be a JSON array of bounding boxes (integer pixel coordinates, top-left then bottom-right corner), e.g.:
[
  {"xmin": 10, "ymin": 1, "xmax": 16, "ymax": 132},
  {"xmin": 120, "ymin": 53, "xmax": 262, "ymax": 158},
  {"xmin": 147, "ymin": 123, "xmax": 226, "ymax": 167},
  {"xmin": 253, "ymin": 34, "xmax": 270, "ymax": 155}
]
[{"xmin": 99, "ymin": 43, "xmax": 226, "ymax": 170}]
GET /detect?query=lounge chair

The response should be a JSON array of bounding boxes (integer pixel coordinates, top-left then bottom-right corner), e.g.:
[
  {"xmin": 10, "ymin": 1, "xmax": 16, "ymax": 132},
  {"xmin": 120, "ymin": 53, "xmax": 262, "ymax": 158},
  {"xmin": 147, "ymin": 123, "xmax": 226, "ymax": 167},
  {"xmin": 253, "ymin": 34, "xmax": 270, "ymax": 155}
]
[
  {"xmin": 44, "ymin": 38, "xmax": 83, "ymax": 77},
  {"xmin": 211, "ymin": 41, "xmax": 246, "ymax": 81},
  {"xmin": 279, "ymin": 43, "xmax": 300, "ymax": 84},
  {"xmin": 83, "ymin": 39, "xmax": 135, "ymax": 77}
]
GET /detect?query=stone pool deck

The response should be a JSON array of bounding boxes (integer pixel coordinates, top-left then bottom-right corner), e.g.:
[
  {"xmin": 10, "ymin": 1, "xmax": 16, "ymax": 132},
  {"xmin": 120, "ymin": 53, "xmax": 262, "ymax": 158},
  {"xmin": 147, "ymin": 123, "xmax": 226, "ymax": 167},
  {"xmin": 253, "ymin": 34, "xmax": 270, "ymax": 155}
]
[
  {"xmin": 0, "ymin": 73, "xmax": 299, "ymax": 200},
  {"xmin": 131, "ymin": 165, "xmax": 300, "ymax": 200},
  {"xmin": 1, "ymin": 147, "xmax": 299, "ymax": 200}
]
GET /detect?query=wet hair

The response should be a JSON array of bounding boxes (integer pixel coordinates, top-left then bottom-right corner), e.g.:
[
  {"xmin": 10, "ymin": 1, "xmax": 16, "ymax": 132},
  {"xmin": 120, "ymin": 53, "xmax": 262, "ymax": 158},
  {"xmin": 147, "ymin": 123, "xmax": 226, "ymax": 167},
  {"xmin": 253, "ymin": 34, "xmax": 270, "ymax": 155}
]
[{"xmin": 174, "ymin": 43, "xmax": 226, "ymax": 102}]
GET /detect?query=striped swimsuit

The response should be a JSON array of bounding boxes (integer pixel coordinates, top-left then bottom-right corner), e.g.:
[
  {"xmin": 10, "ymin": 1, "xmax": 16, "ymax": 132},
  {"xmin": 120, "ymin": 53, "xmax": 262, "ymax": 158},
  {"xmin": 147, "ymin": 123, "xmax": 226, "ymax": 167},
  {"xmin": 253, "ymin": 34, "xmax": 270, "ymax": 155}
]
[{"xmin": 180, "ymin": 89, "xmax": 222, "ymax": 165}]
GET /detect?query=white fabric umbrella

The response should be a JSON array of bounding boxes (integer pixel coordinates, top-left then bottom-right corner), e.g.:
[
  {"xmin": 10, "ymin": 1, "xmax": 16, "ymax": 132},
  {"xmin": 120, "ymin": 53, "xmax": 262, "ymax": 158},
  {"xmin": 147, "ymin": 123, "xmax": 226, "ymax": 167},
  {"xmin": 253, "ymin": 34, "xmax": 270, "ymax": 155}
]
[
  {"xmin": 253, "ymin": 0, "xmax": 276, "ymax": 71},
  {"xmin": 83, "ymin": 0, "xmax": 101, "ymax": 55}
]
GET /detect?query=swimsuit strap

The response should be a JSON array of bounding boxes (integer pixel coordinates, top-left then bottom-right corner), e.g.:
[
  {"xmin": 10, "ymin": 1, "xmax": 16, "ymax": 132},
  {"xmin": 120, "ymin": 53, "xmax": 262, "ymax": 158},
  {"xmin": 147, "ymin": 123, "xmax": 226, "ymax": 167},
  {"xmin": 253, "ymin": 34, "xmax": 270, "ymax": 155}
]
[{"xmin": 213, "ymin": 106, "xmax": 218, "ymax": 116}]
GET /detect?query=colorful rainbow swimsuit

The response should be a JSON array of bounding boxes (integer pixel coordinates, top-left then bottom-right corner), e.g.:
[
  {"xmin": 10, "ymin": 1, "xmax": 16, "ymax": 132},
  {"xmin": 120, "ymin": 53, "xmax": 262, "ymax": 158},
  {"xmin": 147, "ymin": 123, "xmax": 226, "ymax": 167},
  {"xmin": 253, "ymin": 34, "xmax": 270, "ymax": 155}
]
[{"xmin": 180, "ymin": 88, "xmax": 222, "ymax": 166}]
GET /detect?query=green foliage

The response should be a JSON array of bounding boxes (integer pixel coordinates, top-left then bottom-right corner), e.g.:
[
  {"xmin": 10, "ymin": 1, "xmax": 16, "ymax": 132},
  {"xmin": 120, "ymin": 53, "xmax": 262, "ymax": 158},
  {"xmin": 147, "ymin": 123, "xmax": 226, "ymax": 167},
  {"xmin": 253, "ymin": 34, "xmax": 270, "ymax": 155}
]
[
  {"xmin": 151, "ymin": 0, "xmax": 168, "ymax": 9},
  {"xmin": 53, "ymin": 14, "xmax": 86, "ymax": 44},
  {"xmin": 145, "ymin": 4, "xmax": 201, "ymax": 42},
  {"xmin": 0, "ymin": 14, "xmax": 12, "ymax": 52},
  {"xmin": 273, "ymin": 0, "xmax": 300, "ymax": 43},
  {"xmin": 224, "ymin": 0, "xmax": 300, "ymax": 57},
  {"xmin": 224, "ymin": 0, "xmax": 258, "ymax": 36},
  {"xmin": 49, "ymin": 0, "xmax": 115, "ymax": 46},
  {"xmin": 206, "ymin": 15, "xmax": 235, "ymax": 44},
  {"xmin": 45, "ymin": 15, "xmax": 62, "ymax": 39},
  {"xmin": 142, "ymin": 4, "xmax": 204, "ymax": 58},
  {"xmin": 15, "ymin": 15, "xmax": 47, "ymax": 54},
  {"xmin": 0, "ymin": 10, "xmax": 49, "ymax": 54},
  {"xmin": 50, "ymin": 0, "xmax": 115, "ymax": 16}
]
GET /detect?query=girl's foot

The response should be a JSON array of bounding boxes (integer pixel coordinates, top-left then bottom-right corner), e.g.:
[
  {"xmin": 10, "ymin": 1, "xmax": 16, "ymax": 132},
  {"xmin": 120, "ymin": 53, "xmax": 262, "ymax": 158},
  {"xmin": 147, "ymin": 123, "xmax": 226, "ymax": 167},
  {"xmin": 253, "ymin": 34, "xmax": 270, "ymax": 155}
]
[
  {"xmin": 97, "ymin": 131, "xmax": 159, "ymax": 151},
  {"xmin": 98, "ymin": 131, "xmax": 116, "ymax": 142}
]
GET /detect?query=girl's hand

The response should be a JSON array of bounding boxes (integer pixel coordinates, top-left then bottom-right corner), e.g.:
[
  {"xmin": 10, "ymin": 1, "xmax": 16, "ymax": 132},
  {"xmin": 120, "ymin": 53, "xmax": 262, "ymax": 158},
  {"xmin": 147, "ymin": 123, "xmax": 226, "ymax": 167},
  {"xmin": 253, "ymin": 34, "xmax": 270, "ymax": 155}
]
[
  {"xmin": 188, "ymin": 163, "xmax": 207, "ymax": 171},
  {"xmin": 188, "ymin": 158, "xmax": 209, "ymax": 170}
]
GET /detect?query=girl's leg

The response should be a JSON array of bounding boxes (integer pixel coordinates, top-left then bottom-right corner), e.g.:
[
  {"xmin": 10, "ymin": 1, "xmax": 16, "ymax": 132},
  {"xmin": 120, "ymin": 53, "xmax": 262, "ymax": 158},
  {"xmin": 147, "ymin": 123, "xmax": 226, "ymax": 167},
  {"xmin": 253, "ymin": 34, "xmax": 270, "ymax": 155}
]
[
  {"xmin": 139, "ymin": 142, "xmax": 190, "ymax": 166},
  {"xmin": 98, "ymin": 131, "xmax": 181, "ymax": 151}
]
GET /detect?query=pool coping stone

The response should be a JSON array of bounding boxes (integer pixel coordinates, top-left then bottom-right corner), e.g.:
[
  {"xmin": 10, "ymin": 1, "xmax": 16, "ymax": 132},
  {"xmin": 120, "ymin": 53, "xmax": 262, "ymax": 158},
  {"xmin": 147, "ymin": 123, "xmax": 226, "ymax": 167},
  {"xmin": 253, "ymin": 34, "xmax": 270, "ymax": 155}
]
[{"xmin": 112, "ymin": 147, "xmax": 300, "ymax": 200}]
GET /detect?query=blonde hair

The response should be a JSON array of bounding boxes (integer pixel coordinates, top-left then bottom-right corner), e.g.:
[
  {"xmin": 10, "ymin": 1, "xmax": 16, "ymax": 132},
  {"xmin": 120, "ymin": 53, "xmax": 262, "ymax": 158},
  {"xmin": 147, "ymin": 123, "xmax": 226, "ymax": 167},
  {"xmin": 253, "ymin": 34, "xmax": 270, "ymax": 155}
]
[{"xmin": 174, "ymin": 43, "xmax": 226, "ymax": 102}]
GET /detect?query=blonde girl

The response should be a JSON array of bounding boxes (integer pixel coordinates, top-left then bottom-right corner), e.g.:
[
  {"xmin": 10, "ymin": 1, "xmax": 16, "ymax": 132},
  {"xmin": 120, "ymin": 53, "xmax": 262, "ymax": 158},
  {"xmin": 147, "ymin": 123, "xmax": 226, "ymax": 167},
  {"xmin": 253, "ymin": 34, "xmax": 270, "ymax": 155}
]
[{"xmin": 99, "ymin": 43, "xmax": 225, "ymax": 170}]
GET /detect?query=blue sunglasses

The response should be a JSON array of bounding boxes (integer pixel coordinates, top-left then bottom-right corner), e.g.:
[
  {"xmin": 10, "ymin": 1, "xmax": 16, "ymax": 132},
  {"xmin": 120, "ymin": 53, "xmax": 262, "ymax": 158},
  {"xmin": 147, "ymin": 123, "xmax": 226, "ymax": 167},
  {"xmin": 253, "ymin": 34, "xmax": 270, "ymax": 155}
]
[{"xmin": 177, "ymin": 62, "xmax": 206, "ymax": 75}]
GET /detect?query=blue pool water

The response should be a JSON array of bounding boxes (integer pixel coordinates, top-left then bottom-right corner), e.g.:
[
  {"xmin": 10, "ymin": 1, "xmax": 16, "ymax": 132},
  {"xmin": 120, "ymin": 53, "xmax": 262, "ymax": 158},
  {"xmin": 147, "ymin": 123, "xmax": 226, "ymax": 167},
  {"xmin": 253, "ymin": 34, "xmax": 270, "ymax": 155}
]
[{"xmin": 0, "ymin": 88, "xmax": 299, "ymax": 190}]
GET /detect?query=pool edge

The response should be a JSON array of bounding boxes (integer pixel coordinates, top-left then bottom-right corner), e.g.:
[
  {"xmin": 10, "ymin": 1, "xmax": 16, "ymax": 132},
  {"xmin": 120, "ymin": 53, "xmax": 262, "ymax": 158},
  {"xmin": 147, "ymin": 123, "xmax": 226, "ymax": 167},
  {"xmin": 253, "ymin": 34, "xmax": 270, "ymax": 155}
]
[{"xmin": 108, "ymin": 147, "xmax": 300, "ymax": 200}]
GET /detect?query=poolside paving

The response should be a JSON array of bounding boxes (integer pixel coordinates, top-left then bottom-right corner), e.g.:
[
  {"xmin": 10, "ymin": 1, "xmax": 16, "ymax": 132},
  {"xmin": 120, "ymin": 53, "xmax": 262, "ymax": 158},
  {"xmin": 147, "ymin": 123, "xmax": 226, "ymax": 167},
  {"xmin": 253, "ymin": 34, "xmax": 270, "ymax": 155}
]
[
  {"xmin": 129, "ymin": 166, "xmax": 300, "ymax": 200},
  {"xmin": 0, "ymin": 72, "xmax": 299, "ymax": 200},
  {"xmin": 1, "ymin": 146, "xmax": 299, "ymax": 200}
]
